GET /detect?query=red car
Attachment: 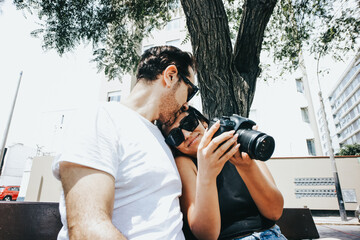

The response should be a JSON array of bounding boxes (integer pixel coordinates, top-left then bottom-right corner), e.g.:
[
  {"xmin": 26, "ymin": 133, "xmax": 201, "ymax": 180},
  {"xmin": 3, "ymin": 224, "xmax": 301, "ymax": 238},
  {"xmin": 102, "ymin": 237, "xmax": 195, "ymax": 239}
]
[{"xmin": 0, "ymin": 186, "xmax": 20, "ymax": 201}]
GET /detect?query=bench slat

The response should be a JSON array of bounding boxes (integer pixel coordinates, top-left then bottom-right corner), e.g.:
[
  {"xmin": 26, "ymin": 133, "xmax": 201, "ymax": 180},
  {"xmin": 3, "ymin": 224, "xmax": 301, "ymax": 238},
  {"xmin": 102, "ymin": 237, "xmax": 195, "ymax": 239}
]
[{"xmin": 0, "ymin": 202, "xmax": 62, "ymax": 240}]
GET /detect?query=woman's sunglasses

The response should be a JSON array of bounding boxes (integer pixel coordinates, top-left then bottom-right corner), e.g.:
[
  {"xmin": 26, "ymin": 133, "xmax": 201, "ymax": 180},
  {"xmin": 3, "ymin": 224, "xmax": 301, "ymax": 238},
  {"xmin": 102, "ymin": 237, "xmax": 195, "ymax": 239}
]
[{"xmin": 165, "ymin": 111, "xmax": 199, "ymax": 147}]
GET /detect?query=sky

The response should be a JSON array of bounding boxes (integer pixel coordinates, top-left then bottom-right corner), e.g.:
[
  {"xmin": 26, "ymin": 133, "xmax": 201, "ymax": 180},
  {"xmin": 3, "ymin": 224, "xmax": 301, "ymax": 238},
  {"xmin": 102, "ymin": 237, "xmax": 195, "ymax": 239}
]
[
  {"xmin": 0, "ymin": 0, "xmax": 357, "ymax": 152},
  {"xmin": 0, "ymin": 1, "xmax": 104, "ymax": 149}
]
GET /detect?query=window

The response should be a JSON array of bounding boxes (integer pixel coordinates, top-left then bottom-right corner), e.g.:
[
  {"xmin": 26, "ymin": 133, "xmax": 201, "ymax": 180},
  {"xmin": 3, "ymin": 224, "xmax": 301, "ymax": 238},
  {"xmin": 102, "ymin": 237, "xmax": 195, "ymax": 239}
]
[
  {"xmin": 166, "ymin": 39, "xmax": 181, "ymax": 48},
  {"xmin": 107, "ymin": 91, "xmax": 121, "ymax": 102},
  {"xmin": 301, "ymin": 107, "xmax": 310, "ymax": 123},
  {"xmin": 296, "ymin": 78, "xmax": 304, "ymax": 93},
  {"xmin": 306, "ymin": 139, "xmax": 316, "ymax": 156}
]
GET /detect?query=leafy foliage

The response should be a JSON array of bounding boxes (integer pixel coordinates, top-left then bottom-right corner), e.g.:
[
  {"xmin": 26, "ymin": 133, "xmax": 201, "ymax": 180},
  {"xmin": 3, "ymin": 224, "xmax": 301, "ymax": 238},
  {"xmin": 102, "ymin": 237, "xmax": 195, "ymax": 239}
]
[
  {"xmin": 0, "ymin": 0, "xmax": 4, "ymax": 14},
  {"xmin": 225, "ymin": 0, "xmax": 360, "ymax": 77},
  {"xmin": 264, "ymin": 0, "xmax": 360, "ymax": 73},
  {"xmin": 337, "ymin": 143, "xmax": 360, "ymax": 156},
  {"xmin": 224, "ymin": 0, "xmax": 244, "ymax": 41},
  {"xmin": 14, "ymin": 0, "xmax": 178, "ymax": 80},
  {"xmin": 12, "ymin": 0, "xmax": 360, "ymax": 81}
]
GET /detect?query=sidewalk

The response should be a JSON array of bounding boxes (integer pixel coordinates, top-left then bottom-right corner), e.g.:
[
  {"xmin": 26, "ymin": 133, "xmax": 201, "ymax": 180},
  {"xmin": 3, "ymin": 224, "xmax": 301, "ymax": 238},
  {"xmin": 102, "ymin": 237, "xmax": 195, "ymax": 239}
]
[
  {"xmin": 313, "ymin": 216, "xmax": 360, "ymax": 226},
  {"xmin": 312, "ymin": 216, "xmax": 360, "ymax": 240}
]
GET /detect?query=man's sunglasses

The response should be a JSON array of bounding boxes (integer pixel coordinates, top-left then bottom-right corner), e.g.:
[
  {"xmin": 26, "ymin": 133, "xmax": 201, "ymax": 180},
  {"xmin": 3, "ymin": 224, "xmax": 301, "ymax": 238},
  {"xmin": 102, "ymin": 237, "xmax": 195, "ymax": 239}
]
[
  {"xmin": 179, "ymin": 73, "xmax": 199, "ymax": 102},
  {"xmin": 165, "ymin": 111, "xmax": 199, "ymax": 147}
]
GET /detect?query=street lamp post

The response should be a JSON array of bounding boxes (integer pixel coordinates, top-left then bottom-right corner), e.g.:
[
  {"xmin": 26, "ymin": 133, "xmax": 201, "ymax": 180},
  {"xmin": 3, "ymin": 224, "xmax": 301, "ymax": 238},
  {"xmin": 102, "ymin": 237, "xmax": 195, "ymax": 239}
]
[
  {"xmin": 0, "ymin": 71, "xmax": 23, "ymax": 176},
  {"xmin": 317, "ymin": 82, "xmax": 347, "ymax": 221}
]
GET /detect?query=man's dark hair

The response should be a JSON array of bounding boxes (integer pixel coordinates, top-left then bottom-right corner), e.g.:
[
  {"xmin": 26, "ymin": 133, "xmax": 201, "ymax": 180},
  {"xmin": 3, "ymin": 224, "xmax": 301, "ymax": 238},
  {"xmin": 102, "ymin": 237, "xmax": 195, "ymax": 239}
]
[{"xmin": 136, "ymin": 46, "xmax": 196, "ymax": 82}]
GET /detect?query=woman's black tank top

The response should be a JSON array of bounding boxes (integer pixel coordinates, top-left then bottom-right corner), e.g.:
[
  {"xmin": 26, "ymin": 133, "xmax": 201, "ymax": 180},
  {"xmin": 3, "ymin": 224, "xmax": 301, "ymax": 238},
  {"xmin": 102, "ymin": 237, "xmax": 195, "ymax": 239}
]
[{"xmin": 183, "ymin": 160, "xmax": 275, "ymax": 240}]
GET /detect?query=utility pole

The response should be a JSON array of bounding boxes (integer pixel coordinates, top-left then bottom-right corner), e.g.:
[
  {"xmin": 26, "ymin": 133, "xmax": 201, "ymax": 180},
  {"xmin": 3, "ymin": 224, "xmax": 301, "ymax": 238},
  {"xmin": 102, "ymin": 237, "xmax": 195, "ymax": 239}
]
[
  {"xmin": 316, "ymin": 60, "xmax": 347, "ymax": 221},
  {"xmin": 318, "ymin": 91, "xmax": 347, "ymax": 221},
  {"xmin": 0, "ymin": 71, "xmax": 23, "ymax": 176}
]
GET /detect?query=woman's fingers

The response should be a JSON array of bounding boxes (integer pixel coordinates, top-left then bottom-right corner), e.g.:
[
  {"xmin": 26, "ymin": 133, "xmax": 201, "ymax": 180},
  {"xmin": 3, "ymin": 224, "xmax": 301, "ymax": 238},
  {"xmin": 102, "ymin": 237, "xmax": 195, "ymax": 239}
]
[
  {"xmin": 232, "ymin": 149, "xmax": 242, "ymax": 160},
  {"xmin": 198, "ymin": 120, "xmax": 220, "ymax": 149},
  {"xmin": 206, "ymin": 130, "xmax": 236, "ymax": 154},
  {"xmin": 219, "ymin": 143, "xmax": 240, "ymax": 163},
  {"xmin": 209, "ymin": 133, "xmax": 237, "ymax": 160},
  {"xmin": 241, "ymin": 151, "xmax": 252, "ymax": 161}
]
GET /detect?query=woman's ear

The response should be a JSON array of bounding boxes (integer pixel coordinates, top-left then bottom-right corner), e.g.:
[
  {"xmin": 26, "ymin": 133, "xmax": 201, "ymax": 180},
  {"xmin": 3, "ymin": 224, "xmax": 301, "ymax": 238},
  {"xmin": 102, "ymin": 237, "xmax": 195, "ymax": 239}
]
[
  {"xmin": 202, "ymin": 121, "xmax": 208, "ymax": 129},
  {"xmin": 163, "ymin": 65, "xmax": 178, "ymax": 87}
]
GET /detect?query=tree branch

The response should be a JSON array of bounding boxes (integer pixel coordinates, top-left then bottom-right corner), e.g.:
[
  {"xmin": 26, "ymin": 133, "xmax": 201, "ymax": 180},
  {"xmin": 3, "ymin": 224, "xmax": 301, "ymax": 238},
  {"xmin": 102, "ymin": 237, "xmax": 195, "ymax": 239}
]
[
  {"xmin": 234, "ymin": 0, "xmax": 277, "ymax": 80},
  {"xmin": 233, "ymin": 0, "xmax": 277, "ymax": 110},
  {"xmin": 181, "ymin": 0, "xmax": 238, "ymax": 117}
]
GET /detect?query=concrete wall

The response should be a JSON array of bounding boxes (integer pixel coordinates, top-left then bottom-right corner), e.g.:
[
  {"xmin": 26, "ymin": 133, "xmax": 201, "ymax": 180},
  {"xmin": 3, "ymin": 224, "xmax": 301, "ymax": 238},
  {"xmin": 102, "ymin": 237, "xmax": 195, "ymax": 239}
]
[
  {"xmin": 267, "ymin": 156, "xmax": 360, "ymax": 210},
  {"xmin": 23, "ymin": 155, "xmax": 359, "ymax": 212},
  {"xmin": 24, "ymin": 156, "xmax": 62, "ymax": 202}
]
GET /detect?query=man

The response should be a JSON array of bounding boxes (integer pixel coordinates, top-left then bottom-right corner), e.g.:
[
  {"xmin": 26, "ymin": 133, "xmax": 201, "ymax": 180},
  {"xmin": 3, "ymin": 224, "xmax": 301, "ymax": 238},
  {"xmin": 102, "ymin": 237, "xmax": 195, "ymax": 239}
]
[{"xmin": 52, "ymin": 46, "xmax": 198, "ymax": 240}]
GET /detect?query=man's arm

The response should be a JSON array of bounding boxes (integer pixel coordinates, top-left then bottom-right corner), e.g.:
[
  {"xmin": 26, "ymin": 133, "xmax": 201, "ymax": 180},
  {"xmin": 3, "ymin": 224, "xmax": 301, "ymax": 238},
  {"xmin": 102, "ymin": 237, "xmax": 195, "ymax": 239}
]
[{"xmin": 60, "ymin": 162, "xmax": 127, "ymax": 240}]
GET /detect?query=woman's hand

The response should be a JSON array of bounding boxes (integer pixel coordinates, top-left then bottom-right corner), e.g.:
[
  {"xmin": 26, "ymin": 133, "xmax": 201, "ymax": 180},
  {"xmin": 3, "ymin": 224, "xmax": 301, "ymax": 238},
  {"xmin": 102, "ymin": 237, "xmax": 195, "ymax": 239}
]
[
  {"xmin": 185, "ymin": 121, "xmax": 240, "ymax": 240},
  {"xmin": 197, "ymin": 120, "xmax": 240, "ymax": 179},
  {"xmin": 229, "ymin": 151, "xmax": 255, "ymax": 170},
  {"xmin": 229, "ymin": 124, "xmax": 258, "ymax": 170}
]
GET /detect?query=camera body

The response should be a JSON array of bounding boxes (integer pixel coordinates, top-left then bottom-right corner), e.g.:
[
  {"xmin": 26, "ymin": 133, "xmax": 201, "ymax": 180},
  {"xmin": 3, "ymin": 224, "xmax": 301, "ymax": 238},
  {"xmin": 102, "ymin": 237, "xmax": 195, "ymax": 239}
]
[{"xmin": 209, "ymin": 114, "xmax": 275, "ymax": 161}]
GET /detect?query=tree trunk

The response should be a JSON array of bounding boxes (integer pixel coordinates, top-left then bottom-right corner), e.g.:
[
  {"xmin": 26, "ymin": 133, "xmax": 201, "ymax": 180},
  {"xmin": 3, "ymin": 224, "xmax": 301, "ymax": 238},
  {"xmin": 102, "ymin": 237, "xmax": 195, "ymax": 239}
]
[{"xmin": 181, "ymin": 0, "xmax": 277, "ymax": 118}]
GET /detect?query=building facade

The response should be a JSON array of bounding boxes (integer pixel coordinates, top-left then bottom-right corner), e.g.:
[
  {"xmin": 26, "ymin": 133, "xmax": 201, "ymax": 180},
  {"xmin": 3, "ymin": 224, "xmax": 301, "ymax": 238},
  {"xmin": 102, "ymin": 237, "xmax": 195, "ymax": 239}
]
[
  {"xmin": 249, "ymin": 67, "xmax": 323, "ymax": 157},
  {"xmin": 0, "ymin": 143, "xmax": 36, "ymax": 186},
  {"xmin": 319, "ymin": 54, "xmax": 360, "ymax": 154}
]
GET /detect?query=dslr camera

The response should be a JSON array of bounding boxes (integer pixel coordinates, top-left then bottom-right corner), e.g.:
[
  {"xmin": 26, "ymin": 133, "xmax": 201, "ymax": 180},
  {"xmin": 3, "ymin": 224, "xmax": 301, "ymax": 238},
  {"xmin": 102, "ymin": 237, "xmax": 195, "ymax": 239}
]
[{"xmin": 209, "ymin": 115, "xmax": 275, "ymax": 161}]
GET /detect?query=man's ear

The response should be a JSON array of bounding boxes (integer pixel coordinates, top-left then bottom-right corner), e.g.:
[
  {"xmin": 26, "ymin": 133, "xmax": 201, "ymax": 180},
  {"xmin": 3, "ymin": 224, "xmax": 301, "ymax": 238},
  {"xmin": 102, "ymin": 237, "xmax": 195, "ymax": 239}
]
[{"xmin": 163, "ymin": 65, "xmax": 178, "ymax": 87}]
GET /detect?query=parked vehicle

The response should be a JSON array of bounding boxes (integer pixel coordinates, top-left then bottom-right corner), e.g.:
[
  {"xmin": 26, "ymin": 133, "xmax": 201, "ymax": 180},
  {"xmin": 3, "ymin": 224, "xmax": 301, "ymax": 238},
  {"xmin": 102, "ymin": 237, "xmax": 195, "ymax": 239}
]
[{"xmin": 0, "ymin": 186, "xmax": 20, "ymax": 201}]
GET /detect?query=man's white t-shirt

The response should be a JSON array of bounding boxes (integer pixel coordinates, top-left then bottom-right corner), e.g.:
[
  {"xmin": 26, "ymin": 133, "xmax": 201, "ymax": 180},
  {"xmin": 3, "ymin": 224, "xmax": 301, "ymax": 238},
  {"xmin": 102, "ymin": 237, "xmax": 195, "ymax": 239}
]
[{"xmin": 52, "ymin": 102, "xmax": 185, "ymax": 240}]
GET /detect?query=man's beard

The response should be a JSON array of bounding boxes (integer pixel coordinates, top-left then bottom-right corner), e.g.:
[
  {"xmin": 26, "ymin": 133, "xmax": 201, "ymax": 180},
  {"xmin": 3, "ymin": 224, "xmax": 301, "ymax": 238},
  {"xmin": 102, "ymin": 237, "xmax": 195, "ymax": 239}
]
[
  {"xmin": 161, "ymin": 107, "xmax": 183, "ymax": 126},
  {"xmin": 158, "ymin": 89, "xmax": 184, "ymax": 126}
]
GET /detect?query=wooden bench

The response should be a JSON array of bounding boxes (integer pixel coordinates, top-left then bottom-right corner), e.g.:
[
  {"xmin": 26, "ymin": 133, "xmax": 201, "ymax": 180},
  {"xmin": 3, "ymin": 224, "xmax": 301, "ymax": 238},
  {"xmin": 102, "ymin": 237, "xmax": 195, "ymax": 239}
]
[
  {"xmin": 0, "ymin": 203, "xmax": 319, "ymax": 240},
  {"xmin": 277, "ymin": 208, "xmax": 320, "ymax": 239},
  {"xmin": 0, "ymin": 202, "xmax": 62, "ymax": 240}
]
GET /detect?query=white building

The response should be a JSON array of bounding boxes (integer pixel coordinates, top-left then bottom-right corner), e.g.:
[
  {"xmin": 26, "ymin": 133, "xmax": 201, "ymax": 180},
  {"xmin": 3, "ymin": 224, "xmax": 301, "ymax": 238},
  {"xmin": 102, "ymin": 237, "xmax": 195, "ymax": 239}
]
[
  {"xmin": 318, "ymin": 53, "xmax": 360, "ymax": 154},
  {"xmin": 0, "ymin": 143, "xmax": 36, "ymax": 186},
  {"xmin": 249, "ymin": 65, "xmax": 323, "ymax": 157}
]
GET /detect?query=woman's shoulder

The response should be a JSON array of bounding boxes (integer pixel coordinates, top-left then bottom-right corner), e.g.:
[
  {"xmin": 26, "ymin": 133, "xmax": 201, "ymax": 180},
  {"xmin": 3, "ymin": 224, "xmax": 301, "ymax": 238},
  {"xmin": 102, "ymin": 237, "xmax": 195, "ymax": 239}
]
[{"xmin": 175, "ymin": 155, "xmax": 197, "ymax": 170}]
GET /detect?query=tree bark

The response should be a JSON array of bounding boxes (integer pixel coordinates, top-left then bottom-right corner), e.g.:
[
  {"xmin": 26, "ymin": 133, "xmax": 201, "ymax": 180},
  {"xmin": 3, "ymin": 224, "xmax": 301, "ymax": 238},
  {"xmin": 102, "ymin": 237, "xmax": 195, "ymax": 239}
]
[
  {"xmin": 181, "ymin": 0, "xmax": 277, "ymax": 118},
  {"xmin": 234, "ymin": 0, "xmax": 277, "ymax": 115}
]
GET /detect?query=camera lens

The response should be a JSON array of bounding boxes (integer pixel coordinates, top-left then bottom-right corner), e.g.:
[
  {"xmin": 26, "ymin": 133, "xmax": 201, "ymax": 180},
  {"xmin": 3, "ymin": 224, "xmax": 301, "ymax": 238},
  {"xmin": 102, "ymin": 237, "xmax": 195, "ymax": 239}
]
[
  {"xmin": 236, "ymin": 129, "xmax": 275, "ymax": 161},
  {"xmin": 254, "ymin": 134, "xmax": 275, "ymax": 161}
]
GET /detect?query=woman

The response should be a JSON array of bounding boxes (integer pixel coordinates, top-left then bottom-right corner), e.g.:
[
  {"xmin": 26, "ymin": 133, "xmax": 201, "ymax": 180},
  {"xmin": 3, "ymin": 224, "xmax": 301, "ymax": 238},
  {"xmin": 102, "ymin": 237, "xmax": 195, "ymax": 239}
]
[{"xmin": 162, "ymin": 106, "xmax": 286, "ymax": 240}]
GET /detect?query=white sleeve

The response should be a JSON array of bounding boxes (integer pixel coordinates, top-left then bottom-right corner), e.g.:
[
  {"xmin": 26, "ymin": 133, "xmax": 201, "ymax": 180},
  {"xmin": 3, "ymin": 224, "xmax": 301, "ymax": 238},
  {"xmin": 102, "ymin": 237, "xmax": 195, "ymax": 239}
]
[{"xmin": 52, "ymin": 104, "xmax": 120, "ymax": 180}]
